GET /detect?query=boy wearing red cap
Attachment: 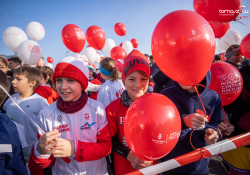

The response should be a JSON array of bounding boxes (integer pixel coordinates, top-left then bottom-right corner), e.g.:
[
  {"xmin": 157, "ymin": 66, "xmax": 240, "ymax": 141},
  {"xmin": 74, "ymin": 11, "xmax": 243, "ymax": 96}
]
[
  {"xmin": 30, "ymin": 57, "xmax": 112, "ymax": 175},
  {"xmin": 106, "ymin": 50, "xmax": 155, "ymax": 175}
]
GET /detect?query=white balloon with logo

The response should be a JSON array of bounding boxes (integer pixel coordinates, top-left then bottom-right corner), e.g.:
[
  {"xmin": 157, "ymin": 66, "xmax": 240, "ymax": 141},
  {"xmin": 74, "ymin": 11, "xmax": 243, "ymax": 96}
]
[
  {"xmin": 103, "ymin": 38, "xmax": 116, "ymax": 54},
  {"xmin": 218, "ymin": 29, "xmax": 242, "ymax": 51},
  {"xmin": 3, "ymin": 27, "xmax": 28, "ymax": 53},
  {"xmin": 26, "ymin": 21, "xmax": 45, "ymax": 41},
  {"xmin": 18, "ymin": 40, "xmax": 42, "ymax": 65},
  {"xmin": 83, "ymin": 47, "xmax": 96, "ymax": 63},
  {"xmin": 122, "ymin": 41, "xmax": 133, "ymax": 54}
]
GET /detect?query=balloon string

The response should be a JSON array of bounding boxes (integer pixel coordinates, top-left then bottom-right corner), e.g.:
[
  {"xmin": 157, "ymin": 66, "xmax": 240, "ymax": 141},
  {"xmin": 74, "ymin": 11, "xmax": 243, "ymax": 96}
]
[
  {"xmin": 235, "ymin": 20, "xmax": 250, "ymax": 29},
  {"xmin": 0, "ymin": 84, "xmax": 45, "ymax": 134},
  {"xmin": 126, "ymin": 35, "xmax": 130, "ymax": 41},
  {"xmin": 221, "ymin": 38, "xmax": 241, "ymax": 55},
  {"xmin": 189, "ymin": 85, "xmax": 223, "ymax": 159}
]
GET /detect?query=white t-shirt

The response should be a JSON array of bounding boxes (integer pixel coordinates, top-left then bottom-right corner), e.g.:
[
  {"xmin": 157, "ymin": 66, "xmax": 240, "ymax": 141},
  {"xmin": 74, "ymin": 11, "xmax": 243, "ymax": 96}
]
[
  {"xmin": 97, "ymin": 79, "xmax": 125, "ymax": 108},
  {"xmin": 3, "ymin": 93, "xmax": 49, "ymax": 152}
]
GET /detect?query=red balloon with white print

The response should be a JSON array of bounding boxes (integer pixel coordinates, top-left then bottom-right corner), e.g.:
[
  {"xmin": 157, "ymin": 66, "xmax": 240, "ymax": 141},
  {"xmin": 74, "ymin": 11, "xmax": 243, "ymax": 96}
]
[
  {"xmin": 86, "ymin": 25, "xmax": 106, "ymax": 50},
  {"xmin": 209, "ymin": 62, "xmax": 243, "ymax": 106},
  {"xmin": 114, "ymin": 23, "xmax": 126, "ymax": 36},
  {"xmin": 209, "ymin": 22, "xmax": 230, "ymax": 38},
  {"xmin": 194, "ymin": 0, "xmax": 242, "ymax": 22},
  {"xmin": 151, "ymin": 10, "xmax": 215, "ymax": 86},
  {"xmin": 240, "ymin": 33, "xmax": 250, "ymax": 59},
  {"xmin": 124, "ymin": 93, "xmax": 181, "ymax": 161},
  {"xmin": 61, "ymin": 24, "xmax": 85, "ymax": 53}
]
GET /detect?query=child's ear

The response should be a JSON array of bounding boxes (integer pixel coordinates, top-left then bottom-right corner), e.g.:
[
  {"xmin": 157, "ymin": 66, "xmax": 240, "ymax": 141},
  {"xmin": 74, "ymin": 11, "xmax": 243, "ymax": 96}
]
[{"xmin": 29, "ymin": 80, "xmax": 37, "ymax": 87}]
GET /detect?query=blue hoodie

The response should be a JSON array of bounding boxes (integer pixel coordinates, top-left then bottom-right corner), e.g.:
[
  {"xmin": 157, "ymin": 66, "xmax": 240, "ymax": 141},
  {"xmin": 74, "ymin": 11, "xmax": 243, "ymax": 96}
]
[{"xmin": 161, "ymin": 71, "xmax": 222, "ymax": 174}]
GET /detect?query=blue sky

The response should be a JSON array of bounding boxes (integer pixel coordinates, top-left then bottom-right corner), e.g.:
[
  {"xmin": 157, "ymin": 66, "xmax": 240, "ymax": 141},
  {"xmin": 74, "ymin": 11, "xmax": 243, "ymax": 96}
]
[{"xmin": 0, "ymin": 0, "xmax": 250, "ymax": 66}]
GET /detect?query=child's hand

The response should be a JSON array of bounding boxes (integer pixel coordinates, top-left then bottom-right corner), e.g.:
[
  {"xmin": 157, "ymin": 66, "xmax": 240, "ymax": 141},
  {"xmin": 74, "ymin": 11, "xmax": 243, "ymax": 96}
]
[
  {"xmin": 217, "ymin": 122, "xmax": 227, "ymax": 132},
  {"xmin": 140, "ymin": 160, "xmax": 153, "ymax": 168},
  {"xmin": 52, "ymin": 138, "xmax": 75, "ymax": 158},
  {"xmin": 183, "ymin": 113, "xmax": 208, "ymax": 129},
  {"xmin": 204, "ymin": 128, "xmax": 218, "ymax": 144},
  {"xmin": 223, "ymin": 124, "xmax": 234, "ymax": 136},
  {"xmin": 37, "ymin": 129, "xmax": 61, "ymax": 155},
  {"xmin": 127, "ymin": 151, "xmax": 144, "ymax": 169}
]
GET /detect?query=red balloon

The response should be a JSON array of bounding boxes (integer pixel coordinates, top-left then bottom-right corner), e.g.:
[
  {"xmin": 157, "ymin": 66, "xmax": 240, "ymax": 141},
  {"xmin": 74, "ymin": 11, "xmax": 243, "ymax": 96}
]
[
  {"xmin": 151, "ymin": 10, "xmax": 215, "ymax": 86},
  {"xmin": 221, "ymin": 52, "xmax": 226, "ymax": 61},
  {"xmin": 119, "ymin": 43, "xmax": 123, "ymax": 47},
  {"xmin": 114, "ymin": 23, "xmax": 126, "ymax": 36},
  {"xmin": 4, "ymin": 58, "xmax": 9, "ymax": 62},
  {"xmin": 194, "ymin": 0, "xmax": 242, "ymax": 22},
  {"xmin": 86, "ymin": 25, "xmax": 106, "ymax": 50},
  {"xmin": 115, "ymin": 59, "xmax": 124, "ymax": 72},
  {"xmin": 124, "ymin": 93, "xmax": 181, "ymax": 161},
  {"xmin": 209, "ymin": 22, "xmax": 230, "ymax": 38},
  {"xmin": 110, "ymin": 46, "xmax": 127, "ymax": 62},
  {"xmin": 47, "ymin": 57, "xmax": 53, "ymax": 63},
  {"xmin": 61, "ymin": 24, "xmax": 85, "ymax": 53},
  {"xmin": 240, "ymin": 33, "xmax": 250, "ymax": 59},
  {"xmin": 209, "ymin": 62, "xmax": 243, "ymax": 106},
  {"xmin": 131, "ymin": 38, "xmax": 138, "ymax": 48}
]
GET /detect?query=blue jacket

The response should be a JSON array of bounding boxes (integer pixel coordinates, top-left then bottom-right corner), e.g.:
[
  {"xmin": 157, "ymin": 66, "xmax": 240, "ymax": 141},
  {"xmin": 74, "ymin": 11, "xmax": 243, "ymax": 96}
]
[
  {"xmin": 161, "ymin": 71, "xmax": 222, "ymax": 174},
  {"xmin": 0, "ymin": 111, "xmax": 28, "ymax": 175}
]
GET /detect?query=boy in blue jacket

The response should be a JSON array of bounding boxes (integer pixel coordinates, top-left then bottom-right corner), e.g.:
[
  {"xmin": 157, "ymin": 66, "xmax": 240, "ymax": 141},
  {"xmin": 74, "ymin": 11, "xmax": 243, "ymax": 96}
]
[
  {"xmin": 0, "ymin": 70, "xmax": 28, "ymax": 175},
  {"xmin": 161, "ymin": 70, "xmax": 222, "ymax": 175}
]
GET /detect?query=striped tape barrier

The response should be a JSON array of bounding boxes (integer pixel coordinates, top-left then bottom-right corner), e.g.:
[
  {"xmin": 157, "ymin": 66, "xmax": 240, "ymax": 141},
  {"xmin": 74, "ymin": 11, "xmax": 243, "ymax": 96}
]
[{"xmin": 125, "ymin": 132, "xmax": 250, "ymax": 175}]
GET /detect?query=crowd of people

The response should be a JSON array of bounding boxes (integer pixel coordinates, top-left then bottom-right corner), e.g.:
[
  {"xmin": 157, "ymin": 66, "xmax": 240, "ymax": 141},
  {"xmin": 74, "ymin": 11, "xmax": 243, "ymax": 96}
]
[{"xmin": 0, "ymin": 45, "xmax": 249, "ymax": 175}]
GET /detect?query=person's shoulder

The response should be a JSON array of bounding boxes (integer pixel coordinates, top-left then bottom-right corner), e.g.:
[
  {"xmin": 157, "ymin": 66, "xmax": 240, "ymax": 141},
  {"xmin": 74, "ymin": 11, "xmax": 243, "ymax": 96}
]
[
  {"xmin": 205, "ymin": 89, "xmax": 220, "ymax": 99},
  {"xmin": 39, "ymin": 101, "xmax": 57, "ymax": 116},
  {"xmin": 87, "ymin": 97, "xmax": 105, "ymax": 111},
  {"xmin": 106, "ymin": 98, "xmax": 121, "ymax": 111},
  {"xmin": 161, "ymin": 86, "xmax": 176, "ymax": 95},
  {"xmin": 0, "ymin": 112, "xmax": 11, "ymax": 124}
]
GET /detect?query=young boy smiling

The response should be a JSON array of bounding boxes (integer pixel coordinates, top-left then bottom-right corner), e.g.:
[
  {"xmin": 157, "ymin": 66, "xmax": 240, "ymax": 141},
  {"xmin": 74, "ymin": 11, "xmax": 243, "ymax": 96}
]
[{"xmin": 31, "ymin": 57, "xmax": 111, "ymax": 175}]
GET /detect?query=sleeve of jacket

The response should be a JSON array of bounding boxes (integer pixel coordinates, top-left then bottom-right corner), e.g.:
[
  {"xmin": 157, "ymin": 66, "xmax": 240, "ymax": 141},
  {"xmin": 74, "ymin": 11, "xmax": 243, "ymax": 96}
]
[
  {"xmin": 75, "ymin": 105, "xmax": 112, "ymax": 162},
  {"xmin": 112, "ymin": 133, "xmax": 131, "ymax": 159},
  {"xmin": 30, "ymin": 111, "xmax": 56, "ymax": 169},
  {"xmin": 152, "ymin": 62, "xmax": 172, "ymax": 86},
  {"xmin": 0, "ymin": 114, "xmax": 28, "ymax": 175}
]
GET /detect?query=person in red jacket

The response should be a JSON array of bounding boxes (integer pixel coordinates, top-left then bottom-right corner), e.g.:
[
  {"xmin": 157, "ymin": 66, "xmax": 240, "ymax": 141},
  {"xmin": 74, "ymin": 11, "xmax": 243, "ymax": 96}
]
[
  {"xmin": 87, "ymin": 65, "xmax": 100, "ymax": 100},
  {"xmin": 106, "ymin": 50, "xmax": 155, "ymax": 175},
  {"xmin": 34, "ymin": 66, "xmax": 59, "ymax": 104}
]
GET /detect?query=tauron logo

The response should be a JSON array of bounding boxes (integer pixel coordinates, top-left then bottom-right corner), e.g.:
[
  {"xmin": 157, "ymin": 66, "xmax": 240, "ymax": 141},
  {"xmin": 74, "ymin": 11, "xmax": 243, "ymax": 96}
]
[
  {"xmin": 191, "ymin": 29, "xmax": 196, "ymax": 35},
  {"xmin": 80, "ymin": 122, "xmax": 96, "ymax": 130}
]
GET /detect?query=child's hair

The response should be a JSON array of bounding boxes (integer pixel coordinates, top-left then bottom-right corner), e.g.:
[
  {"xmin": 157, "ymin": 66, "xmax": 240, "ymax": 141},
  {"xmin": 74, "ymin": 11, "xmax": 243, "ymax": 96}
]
[
  {"xmin": 36, "ymin": 66, "xmax": 56, "ymax": 91},
  {"xmin": 100, "ymin": 57, "xmax": 118, "ymax": 82},
  {"xmin": 137, "ymin": 70, "xmax": 149, "ymax": 78},
  {"xmin": 0, "ymin": 57, "xmax": 8, "ymax": 68},
  {"xmin": 225, "ymin": 44, "xmax": 240, "ymax": 54},
  {"xmin": 8, "ymin": 57, "xmax": 21, "ymax": 64},
  {"xmin": 213, "ymin": 54, "xmax": 221, "ymax": 62},
  {"xmin": 0, "ymin": 70, "xmax": 10, "ymax": 106},
  {"xmin": 13, "ymin": 65, "xmax": 42, "ymax": 89}
]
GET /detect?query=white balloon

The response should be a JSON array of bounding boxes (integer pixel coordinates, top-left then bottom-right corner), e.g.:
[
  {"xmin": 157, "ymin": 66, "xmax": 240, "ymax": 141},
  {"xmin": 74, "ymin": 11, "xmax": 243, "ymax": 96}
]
[
  {"xmin": 74, "ymin": 54, "xmax": 88, "ymax": 65},
  {"xmin": 46, "ymin": 63, "xmax": 53, "ymax": 69},
  {"xmin": 95, "ymin": 54, "xmax": 101, "ymax": 64},
  {"xmin": 216, "ymin": 45, "xmax": 222, "ymax": 52},
  {"xmin": 26, "ymin": 22, "xmax": 45, "ymax": 41},
  {"xmin": 103, "ymin": 39, "xmax": 116, "ymax": 54},
  {"xmin": 122, "ymin": 41, "xmax": 133, "ymax": 54},
  {"xmin": 218, "ymin": 29, "xmax": 242, "ymax": 51},
  {"xmin": 18, "ymin": 40, "xmax": 42, "ymax": 65},
  {"xmin": 3, "ymin": 27, "xmax": 28, "ymax": 53},
  {"xmin": 83, "ymin": 47, "xmax": 96, "ymax": 63}
]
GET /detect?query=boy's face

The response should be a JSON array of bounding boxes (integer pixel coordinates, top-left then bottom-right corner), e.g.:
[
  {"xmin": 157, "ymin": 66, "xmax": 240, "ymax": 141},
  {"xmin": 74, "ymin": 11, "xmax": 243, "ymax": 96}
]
[
  {"xmin": 227, "ymin": 52, "xmax": 244, "ymax": 65},
  {"xmin": 9, "ymin": 61, "xmax": 19, "ymax": 69},
  {"xmin": 125, "ymin": 71, "xmax": 149, "ymax": 101},
  {"xmin": 12, "ymin": 74, "xmax": 36, "ymax": 94},
  {"xmin": 56, "ymin": 77, "xmax": 82, "ymax": 102},
  {"xmin": 0, "ymin": 62, "xmax": 8, "ymax": 73},
  {"xmin": 178, "ymin": 83, "xmax": 196, "ymax": 93}
]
